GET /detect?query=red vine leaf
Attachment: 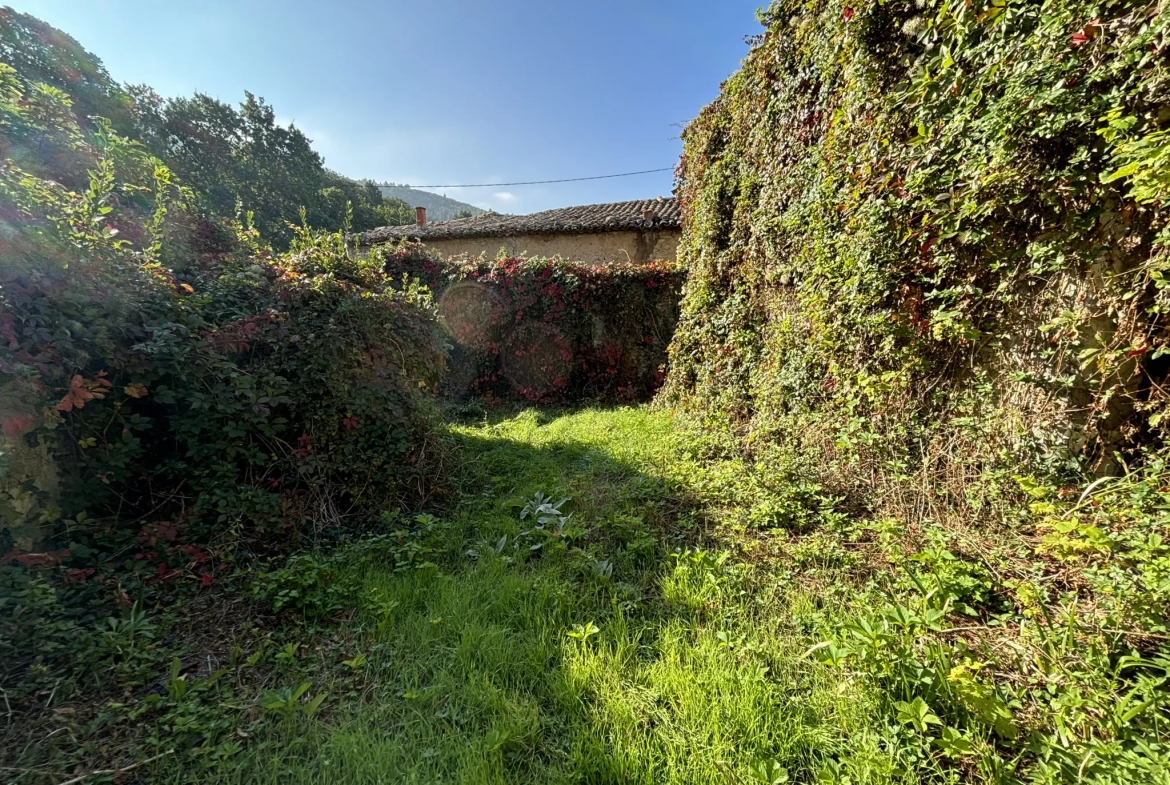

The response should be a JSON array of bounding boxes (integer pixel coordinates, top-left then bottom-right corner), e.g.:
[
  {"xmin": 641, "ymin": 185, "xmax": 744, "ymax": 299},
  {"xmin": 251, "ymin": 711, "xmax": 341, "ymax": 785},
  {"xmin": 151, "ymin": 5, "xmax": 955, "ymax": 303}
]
[
  {"xmin": 57, "ymin": 375, "xmax": 106, "ymax": 412},
  {"xmin": 1071, "ymin": 19, "xmax": 1101, "ymax": 48}
]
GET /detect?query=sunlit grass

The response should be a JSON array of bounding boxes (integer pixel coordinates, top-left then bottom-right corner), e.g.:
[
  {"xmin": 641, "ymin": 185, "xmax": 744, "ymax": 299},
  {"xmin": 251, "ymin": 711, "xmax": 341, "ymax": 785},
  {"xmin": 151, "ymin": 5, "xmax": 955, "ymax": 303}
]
[{"xmin": 179, "ymin": 405, "xmax": 904, "ymax": 785}]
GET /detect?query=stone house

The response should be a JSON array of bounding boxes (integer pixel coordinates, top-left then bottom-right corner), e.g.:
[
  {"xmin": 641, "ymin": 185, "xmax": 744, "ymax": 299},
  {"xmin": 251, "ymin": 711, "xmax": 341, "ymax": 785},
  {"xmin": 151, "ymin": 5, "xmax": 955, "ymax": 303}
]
[{"xmin": 357, "ymin": 197, "xmax": 681, "ymax": 264}]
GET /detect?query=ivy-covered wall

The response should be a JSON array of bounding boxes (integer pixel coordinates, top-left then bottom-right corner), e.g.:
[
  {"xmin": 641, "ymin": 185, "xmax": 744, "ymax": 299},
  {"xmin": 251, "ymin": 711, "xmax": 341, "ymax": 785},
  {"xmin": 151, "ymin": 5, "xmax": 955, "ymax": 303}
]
[
  {"xmin": 665, "ymin": 0, "xmax": 1170, "ymax": 489},
  {"xmin": 381, "ymin": 246, "xmax": 686, "ymax": 402}
]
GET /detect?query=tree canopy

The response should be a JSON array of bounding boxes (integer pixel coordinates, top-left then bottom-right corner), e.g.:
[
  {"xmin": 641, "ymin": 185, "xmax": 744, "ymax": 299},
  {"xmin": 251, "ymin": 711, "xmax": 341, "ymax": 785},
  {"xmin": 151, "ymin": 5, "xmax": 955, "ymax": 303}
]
[{"xmin": 0, "ymin": 9, "xmax": 412, "ymax": 247}]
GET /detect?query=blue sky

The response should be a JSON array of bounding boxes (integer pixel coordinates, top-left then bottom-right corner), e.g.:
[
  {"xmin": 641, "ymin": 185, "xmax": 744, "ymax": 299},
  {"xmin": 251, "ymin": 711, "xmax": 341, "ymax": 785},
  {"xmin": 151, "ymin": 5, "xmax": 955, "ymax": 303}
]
[{"xmin": 12, "ymin": 0, "xmax": 763, "ymax": 214}]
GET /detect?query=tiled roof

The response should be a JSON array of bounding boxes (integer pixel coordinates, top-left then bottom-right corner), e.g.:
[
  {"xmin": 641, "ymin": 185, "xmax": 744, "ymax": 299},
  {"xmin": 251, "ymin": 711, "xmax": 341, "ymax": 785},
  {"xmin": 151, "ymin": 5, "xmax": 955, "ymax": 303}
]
[{"xmin": 358, "ymin": 197, "xmax": 680, "ymax": 246}]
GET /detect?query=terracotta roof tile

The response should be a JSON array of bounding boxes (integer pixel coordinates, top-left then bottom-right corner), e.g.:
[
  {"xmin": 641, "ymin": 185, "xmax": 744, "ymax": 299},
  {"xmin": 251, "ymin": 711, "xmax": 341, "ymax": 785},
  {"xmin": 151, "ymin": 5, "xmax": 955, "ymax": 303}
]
[{"xmin": 359, "ymin": 197, "xmax": 680, "ymax": 246}]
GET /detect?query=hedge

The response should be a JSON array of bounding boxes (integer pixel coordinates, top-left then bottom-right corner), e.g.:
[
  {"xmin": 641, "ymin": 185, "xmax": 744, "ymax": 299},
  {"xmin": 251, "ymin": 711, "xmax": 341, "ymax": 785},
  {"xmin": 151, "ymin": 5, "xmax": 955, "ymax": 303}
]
[{"xmin": 1, "ymin": 64, "xmax": 447, "ymax": 707}]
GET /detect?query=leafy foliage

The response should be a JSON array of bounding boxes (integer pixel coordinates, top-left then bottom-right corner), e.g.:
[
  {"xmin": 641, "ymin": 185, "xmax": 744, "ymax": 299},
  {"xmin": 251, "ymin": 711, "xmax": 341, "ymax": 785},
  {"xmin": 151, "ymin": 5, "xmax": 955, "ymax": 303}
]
[
  {"xmin": 0, "ymin": 53, "xmax": 446, "ymax": 710},
  {"xmin": 252, "ymin": 513, "xmax": 451, "ymax": 622},
  {"xmin": 0, "ymin": 7, "xmax": 135, "ymax": 134},
  {"xmin": 0, "ymin": 10, "xmax": 412, "ymax": 247},
  {"xmin": 665, "ymin": 0, "xmax": 1170, "ymax": 780},
  {"xmin": 128, "ymin": 87, "xmax": 414, "ymax": 246},
  {"xmin": 668, "ymin": 0, "xmax": 1170, "ymax": 464}
]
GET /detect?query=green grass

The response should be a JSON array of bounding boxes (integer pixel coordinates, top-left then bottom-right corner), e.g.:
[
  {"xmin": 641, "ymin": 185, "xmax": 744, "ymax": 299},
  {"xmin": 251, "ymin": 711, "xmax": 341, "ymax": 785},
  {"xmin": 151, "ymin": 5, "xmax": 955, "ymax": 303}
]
[
  {"xmin": 133, "ymin": 405, "xmax": 1170, "ymax": 785},
  {"xmin": 148, "ymin": 406, "xmax": 901, "ymax": 785}
]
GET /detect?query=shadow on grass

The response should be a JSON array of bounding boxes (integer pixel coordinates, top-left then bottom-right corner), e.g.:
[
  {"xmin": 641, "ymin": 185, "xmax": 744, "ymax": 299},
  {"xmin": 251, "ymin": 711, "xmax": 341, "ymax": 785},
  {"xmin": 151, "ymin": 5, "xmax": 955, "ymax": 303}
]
[{"xmin": 154, "ymin": 405, "xmax": 867, "ymax": 785}]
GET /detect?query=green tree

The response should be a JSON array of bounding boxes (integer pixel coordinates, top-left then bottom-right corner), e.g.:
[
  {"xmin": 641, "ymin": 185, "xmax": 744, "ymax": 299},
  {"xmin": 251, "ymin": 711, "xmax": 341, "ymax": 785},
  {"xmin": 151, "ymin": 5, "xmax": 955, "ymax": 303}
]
[
  {"xmin": 0, "ymin": 6, "xmax": 134, "ymax": 134},
  {"xmin": 316, "ymin": 174, "xmax": 414, "ymax": 232},
  {"xmin": 371, "ymin": 194, "xmax": 414, "ymax": 228},
  {"xmin": 128, "ymin": 89, "xmax": 413, "ymax": 243},
  {"xmin": 130, "ymin": 90, "xmax": 327, "ymax": 247},
  {"xmin": 4, "ymin": 10, "xmax": 412, "ymax": 246}
]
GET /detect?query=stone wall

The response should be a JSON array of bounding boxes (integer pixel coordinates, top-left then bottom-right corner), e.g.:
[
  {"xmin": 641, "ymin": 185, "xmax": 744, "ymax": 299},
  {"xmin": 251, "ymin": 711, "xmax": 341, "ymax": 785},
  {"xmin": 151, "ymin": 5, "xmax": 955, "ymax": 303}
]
[{"xmin": 413, "ymin": 229, "xmax": 680, "ymax": 265}]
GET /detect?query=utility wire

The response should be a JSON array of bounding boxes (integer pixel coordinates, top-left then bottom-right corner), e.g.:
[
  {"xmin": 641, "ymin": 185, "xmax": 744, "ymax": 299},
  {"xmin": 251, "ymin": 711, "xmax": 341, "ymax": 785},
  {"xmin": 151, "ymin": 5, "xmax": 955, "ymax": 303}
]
[{"xmin": 378, "ymin": 167, "xmax": 675, "ymax": 189}]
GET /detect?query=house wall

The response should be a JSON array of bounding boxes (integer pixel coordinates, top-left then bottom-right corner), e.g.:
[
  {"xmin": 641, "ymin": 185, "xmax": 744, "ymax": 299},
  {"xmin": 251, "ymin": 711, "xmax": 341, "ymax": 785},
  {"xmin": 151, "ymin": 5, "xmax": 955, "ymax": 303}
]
[{"xmin": 414, "ymin": 229, "xmax": 680, "ymax": 264}]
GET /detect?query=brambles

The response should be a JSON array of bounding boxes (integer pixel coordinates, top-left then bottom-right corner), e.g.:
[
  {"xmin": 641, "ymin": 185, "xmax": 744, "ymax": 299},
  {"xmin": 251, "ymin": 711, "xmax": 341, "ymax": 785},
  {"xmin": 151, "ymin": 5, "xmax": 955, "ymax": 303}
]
[{"xmin": 0, "ymin": 51, "xmax": 447, "ymax": 723}]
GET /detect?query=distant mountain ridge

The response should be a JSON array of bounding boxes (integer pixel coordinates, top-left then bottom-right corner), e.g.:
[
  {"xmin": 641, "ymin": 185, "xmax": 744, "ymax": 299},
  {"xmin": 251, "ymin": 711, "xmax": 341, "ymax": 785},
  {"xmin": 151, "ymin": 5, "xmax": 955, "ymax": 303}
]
[{"xmin": 377, "ymin": 186, "xmax": 488, "ymax": 222}]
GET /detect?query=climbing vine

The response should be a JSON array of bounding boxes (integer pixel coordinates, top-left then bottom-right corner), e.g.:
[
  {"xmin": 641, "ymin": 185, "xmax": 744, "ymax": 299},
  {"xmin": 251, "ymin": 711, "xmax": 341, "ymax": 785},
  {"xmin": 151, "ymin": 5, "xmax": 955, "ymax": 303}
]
[
  {"xmin": 668, "ymin": 0, "xmax": 1170, "ymax": 472},
  {"xmin": 664, "ymin": 0, "xmax": 1170, "ymax": 779}
]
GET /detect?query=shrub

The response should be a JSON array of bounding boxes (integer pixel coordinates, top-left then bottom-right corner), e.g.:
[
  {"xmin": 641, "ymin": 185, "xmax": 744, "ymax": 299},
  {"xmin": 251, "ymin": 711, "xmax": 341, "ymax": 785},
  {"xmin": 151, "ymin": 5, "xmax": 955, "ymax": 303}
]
[{"xmin": 0, "ymin": 61, "xmax": 446, "ymax": 706}]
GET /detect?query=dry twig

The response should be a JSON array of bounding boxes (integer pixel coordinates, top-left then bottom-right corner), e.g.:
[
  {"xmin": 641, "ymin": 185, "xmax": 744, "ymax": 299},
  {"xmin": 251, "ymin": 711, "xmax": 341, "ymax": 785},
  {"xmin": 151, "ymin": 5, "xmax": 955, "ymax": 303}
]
[{"xmin": 55, "ymin": 749, "xmax": 175, "ymax": 785}]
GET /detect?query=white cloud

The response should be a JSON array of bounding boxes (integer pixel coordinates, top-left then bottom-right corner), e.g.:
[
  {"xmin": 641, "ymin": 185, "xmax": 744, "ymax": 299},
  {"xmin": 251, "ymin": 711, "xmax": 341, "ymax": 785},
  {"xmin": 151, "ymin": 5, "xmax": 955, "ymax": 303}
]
[{"xmin": 492, "ymin": 192, "xmax": 517, "ymax": 203}]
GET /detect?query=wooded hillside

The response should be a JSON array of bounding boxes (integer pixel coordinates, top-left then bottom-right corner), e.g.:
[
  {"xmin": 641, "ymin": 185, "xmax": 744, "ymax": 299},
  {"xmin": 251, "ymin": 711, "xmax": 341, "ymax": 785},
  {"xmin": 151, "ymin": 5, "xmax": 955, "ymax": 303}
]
[{"xmin": 0, "ymin": 6, "xmax": 415, "ymax": 247}]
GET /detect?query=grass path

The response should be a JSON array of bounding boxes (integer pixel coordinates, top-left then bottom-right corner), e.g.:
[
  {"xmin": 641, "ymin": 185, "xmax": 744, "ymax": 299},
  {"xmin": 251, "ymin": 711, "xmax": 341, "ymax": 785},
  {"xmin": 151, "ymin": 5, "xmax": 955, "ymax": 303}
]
[{"xmin": 175, "ymin": 406, "xmax": 905, "ymax": 785}]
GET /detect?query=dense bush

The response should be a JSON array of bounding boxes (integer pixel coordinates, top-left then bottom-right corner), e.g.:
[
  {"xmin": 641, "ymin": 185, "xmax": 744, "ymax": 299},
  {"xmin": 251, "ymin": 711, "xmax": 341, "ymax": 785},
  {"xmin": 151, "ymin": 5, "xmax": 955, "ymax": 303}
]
[
  {"xmin": 0, "ymin": 61, "xmax": 446, "ymax": 706},
  {"xmin": 381, "ymin": 244, "xmax": 686, "ymax": 402},
  {"xmin": 664, "ymin": 0, "xmax": 1170, "ymax": 780}
]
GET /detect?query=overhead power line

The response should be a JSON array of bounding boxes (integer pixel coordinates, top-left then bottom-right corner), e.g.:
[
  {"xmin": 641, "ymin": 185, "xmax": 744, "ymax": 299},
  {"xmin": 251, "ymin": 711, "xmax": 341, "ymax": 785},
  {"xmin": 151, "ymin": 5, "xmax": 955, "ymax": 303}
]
[{"xmin": 378, "ymin": 167, "xmax": 675, "ymax": 189}]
